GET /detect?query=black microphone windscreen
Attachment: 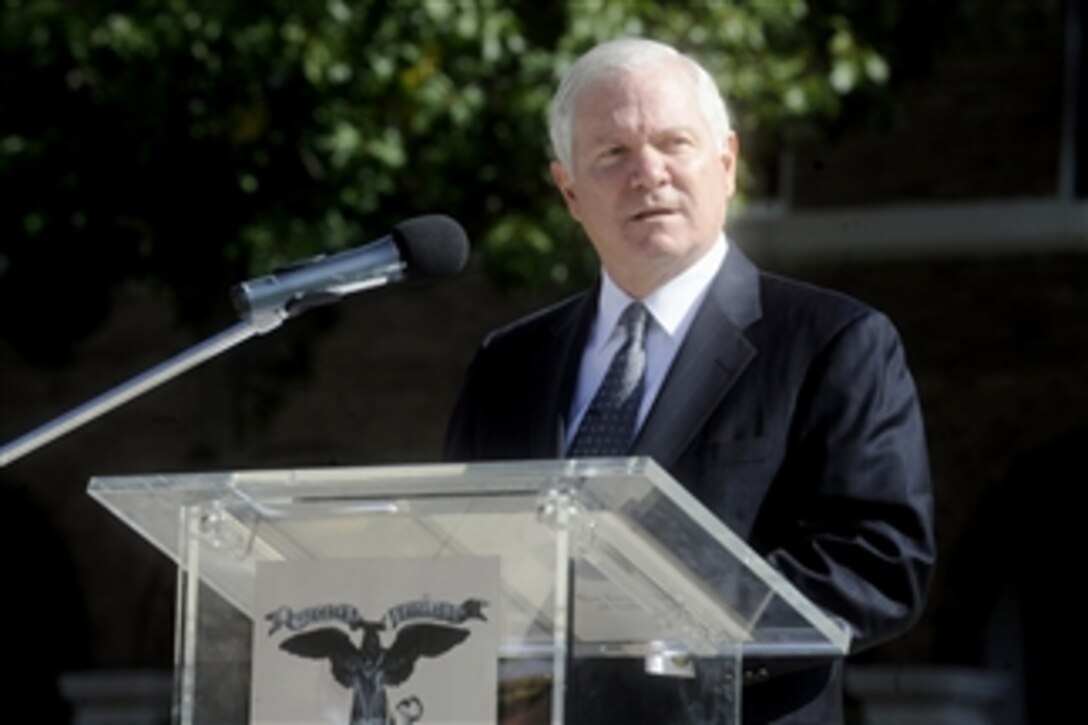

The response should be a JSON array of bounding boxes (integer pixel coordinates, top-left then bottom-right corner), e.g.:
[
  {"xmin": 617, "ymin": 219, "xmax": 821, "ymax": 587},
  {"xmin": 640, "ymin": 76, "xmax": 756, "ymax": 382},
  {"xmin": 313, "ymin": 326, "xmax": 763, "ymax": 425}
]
[{"xmin": 392, "ymin": 215, "xmax": 470, "ymax": 279}]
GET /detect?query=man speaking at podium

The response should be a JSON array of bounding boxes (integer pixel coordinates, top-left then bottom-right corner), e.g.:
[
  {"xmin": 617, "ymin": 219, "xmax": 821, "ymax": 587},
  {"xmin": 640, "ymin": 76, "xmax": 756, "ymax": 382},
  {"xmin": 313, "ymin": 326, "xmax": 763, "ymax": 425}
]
[{"xmin": 446, "ymin": 37, "xmax": 934, "ymax": 723}]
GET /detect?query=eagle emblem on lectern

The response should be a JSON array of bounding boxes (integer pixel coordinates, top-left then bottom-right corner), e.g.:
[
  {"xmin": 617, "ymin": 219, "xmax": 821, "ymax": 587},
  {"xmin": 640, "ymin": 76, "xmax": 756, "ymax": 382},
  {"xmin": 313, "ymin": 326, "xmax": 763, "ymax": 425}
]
[{"xmin": 267, "ymin": 598, "xmax": 488, "ymax": 725}]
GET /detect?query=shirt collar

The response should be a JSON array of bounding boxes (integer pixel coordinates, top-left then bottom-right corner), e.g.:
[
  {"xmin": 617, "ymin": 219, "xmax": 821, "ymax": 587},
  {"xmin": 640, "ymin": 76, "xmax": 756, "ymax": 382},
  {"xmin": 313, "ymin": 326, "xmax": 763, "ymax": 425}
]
[{"xmin": 592, "ymin": 234, "xmax": 728, "ymax": 349}]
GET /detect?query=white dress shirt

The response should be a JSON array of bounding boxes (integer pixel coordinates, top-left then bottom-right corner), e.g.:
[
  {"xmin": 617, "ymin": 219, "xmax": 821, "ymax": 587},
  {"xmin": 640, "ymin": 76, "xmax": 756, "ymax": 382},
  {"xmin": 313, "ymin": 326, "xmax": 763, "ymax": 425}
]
[{"xmin": 565, "ymin": 235, "xmax": 729, "ymax": 451}]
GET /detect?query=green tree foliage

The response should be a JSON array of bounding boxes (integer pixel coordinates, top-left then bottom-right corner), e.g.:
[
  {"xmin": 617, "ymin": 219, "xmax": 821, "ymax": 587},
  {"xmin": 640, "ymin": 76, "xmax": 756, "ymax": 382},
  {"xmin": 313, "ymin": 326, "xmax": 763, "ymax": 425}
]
[{"xmin": 0, "ymin": 0, "xmax": 899, "ymax": 359}]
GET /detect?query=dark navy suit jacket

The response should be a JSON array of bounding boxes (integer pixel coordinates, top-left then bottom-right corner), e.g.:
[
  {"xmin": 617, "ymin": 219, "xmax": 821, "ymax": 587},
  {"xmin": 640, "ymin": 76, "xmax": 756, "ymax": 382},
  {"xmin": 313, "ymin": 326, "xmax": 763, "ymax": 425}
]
[{"xmin": 445, "ymin": 245, "xmax": 935, "ymax": 723}]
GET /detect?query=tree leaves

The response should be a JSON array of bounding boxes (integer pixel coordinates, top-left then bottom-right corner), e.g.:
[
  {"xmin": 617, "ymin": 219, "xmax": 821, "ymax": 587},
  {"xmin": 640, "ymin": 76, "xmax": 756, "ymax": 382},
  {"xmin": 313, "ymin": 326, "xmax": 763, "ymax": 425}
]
[{"xmin": 0, "ymin": 0, "xmax": 902, "ymax": 354}]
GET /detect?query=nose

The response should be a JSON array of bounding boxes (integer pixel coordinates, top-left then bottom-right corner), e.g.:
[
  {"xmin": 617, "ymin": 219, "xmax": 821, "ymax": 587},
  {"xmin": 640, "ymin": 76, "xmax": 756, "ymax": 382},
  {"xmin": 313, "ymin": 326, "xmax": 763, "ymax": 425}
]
[{"xmin": 631, "ymin": 146, "xmax": 668, "ymax": 189}]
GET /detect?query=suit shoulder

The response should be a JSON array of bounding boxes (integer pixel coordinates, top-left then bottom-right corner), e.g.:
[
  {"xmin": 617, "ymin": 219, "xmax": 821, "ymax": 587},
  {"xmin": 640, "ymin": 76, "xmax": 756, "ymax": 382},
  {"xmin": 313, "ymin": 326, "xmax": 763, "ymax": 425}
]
[
  {"xmin": 755, "ymin": 272, "xmax": 906, "ymax": 356},
  {"xmin": 760, "ymin": 271, "xmax": 887, "ymax": 328},
  {"xmin": 480, "ymin": 291, "xmax": 589, "ymax": 352},
  {"xmin": 760, "ymin": 271, "xmax": 869, "ymax": 314}
]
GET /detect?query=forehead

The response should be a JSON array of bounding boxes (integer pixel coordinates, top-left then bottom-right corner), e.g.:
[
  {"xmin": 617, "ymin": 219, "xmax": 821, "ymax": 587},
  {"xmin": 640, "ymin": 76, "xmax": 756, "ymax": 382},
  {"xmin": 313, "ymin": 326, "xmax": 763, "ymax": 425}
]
[{"xmin": 571, "ymin": 62, "xmax": 706, "ymax": 144}]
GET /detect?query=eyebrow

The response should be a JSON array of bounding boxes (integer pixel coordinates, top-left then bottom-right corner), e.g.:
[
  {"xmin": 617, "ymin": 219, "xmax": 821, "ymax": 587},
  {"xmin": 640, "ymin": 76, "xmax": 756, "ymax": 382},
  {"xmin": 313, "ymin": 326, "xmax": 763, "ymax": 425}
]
[
  {"xmin": 584, "ymin": 125, "xmax": 698, "ymax": 148},
  {"xmin": 600, "ymin": 121, "xmax": 696, "ymax": 137}
]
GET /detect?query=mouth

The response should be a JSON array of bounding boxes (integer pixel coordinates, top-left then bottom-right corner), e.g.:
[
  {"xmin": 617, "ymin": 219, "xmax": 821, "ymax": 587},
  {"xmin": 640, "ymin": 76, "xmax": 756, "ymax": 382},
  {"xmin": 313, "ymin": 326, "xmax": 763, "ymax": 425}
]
[{"xmin": 629, "ymin": 207, "xmax": 676, "ymax": 223}]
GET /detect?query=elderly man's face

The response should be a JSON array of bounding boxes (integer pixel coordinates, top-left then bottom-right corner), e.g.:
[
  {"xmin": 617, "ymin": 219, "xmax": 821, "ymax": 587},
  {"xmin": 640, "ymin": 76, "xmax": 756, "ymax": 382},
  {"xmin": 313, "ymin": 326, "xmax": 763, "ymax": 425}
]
[{"xmin": 551, "ymin": 60, "xmax": 737, "ymax": 298}]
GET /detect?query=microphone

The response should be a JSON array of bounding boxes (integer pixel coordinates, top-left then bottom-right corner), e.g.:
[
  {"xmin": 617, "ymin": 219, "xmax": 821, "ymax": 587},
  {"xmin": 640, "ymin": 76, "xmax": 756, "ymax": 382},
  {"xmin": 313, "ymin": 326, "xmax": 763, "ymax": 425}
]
[{"xmin": 232, "ymin": 214, "xmax": 469, "ymax": 327}]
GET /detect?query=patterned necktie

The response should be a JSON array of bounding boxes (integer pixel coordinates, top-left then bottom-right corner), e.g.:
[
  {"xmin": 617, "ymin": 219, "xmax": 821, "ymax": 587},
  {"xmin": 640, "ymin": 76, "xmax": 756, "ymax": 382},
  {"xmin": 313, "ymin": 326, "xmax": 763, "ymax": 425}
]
[{"xmin": 568, "ymin": 302, "xmax": 649, "ymax": 456}]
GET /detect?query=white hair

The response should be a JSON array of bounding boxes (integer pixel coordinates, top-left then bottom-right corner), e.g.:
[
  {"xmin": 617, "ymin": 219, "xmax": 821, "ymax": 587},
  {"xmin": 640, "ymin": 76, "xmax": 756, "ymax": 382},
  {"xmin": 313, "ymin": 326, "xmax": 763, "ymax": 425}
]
[{"xmin": 547, "ymin": 37, "xmax": 732, "ymax": 173}]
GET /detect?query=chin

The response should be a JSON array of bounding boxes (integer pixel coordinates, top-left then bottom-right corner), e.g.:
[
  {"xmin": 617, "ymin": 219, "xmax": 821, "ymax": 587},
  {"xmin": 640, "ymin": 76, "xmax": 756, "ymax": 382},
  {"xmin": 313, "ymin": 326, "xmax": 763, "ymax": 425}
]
[{"xmin": 634, "ymin": 232, "xmax": 692, "ymax": 259}]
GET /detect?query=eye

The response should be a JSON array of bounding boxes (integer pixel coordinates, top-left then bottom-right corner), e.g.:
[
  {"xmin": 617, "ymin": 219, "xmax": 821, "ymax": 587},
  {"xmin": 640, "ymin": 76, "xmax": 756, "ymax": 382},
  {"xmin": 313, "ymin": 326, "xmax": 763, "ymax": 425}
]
[
  {"xmin": 664, "ymin": 135, "xmax": 694, "ymax": 151},
  {"xmin": 591, "ymin": 144, "xmax": 627, "ymax": 168}
]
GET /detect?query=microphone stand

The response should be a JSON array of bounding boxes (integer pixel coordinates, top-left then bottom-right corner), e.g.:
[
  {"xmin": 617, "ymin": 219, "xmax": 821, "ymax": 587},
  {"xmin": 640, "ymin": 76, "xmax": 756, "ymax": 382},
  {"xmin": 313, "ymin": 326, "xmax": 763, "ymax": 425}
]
[{"xmin": 0, "ymin": 316, "xmax": 281, "ymax": 469}]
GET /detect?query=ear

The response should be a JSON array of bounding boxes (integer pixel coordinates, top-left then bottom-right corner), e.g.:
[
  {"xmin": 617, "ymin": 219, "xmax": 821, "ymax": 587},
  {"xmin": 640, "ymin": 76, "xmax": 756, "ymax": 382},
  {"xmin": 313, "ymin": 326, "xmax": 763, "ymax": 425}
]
[
  {"xmin": 550, "ymin": 161, "xmax": 581, "ymax": 221},
  {"xmin": 721, "ymin": 131, "xmax": 739, "ymax": 197}
]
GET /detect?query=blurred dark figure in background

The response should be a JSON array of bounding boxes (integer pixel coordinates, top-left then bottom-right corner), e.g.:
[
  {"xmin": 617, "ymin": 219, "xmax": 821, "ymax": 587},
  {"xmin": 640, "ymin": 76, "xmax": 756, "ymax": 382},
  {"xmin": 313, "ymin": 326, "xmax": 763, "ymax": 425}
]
[
  {"xmin": 941, "ymin": 423, "xmax": 1087, "ymax": 724},
  {"xmin": 1, "ymin": 483, "xmax": 89, "ymax": 721}
]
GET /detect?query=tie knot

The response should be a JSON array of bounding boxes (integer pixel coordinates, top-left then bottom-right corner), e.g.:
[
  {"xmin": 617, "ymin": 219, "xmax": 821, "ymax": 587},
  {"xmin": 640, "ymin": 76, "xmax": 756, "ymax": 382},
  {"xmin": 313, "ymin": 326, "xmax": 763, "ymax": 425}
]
[{"xmin": 618, "ymin": 302, "xmax": 648, "ymax": 344}]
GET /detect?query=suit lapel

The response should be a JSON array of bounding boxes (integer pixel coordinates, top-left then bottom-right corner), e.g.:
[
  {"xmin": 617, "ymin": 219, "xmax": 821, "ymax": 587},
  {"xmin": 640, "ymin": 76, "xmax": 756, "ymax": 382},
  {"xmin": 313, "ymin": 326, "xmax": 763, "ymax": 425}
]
[
  {"xmin": 526, "ymin": 289, "xmax": 597, "ymax": 457},
  {"xmin": 633, "ymin": 244, "xmax": 763, "ymax": 468}
]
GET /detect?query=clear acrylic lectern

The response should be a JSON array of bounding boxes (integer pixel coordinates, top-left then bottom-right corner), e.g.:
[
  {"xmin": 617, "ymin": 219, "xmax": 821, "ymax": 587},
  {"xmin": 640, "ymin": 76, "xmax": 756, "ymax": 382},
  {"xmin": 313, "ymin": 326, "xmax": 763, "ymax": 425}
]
[{"xmin": 89, "ymin": 457, "xmax": 849, "ymax": 724}]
